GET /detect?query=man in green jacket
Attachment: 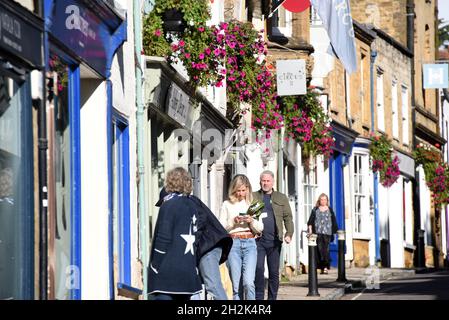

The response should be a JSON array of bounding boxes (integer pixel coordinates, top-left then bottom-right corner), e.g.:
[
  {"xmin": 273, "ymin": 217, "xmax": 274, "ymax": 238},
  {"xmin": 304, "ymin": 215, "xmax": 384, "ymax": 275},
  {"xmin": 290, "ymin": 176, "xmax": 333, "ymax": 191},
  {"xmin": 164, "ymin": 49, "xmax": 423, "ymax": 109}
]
[{"xmin": 253, "ymin": 170, "xmax": 294, "ymax": 300}]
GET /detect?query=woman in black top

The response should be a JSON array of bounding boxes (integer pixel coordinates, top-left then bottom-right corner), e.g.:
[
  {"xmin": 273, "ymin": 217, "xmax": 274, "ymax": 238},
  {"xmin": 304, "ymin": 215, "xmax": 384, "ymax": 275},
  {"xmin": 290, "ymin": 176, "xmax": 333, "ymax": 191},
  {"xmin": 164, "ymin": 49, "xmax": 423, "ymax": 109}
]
[{"xmin": 307, "ymin": 193, "xmax": 338, "ymax": 274}]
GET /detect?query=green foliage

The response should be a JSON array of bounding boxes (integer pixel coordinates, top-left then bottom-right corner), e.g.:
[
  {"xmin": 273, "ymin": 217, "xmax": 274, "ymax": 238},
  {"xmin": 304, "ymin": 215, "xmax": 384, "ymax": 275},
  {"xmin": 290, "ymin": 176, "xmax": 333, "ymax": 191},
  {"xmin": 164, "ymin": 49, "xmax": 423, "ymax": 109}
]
[{"xmin": 438, "ymin": 19, "xmax": 449, "ymax": 47}]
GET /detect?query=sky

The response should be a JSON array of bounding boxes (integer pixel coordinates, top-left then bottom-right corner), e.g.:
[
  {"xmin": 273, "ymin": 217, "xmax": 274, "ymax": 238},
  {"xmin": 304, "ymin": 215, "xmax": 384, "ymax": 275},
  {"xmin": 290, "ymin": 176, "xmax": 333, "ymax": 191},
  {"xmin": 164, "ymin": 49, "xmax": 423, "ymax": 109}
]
[{"xmin": 440, "ymin": 1, "xmax": 449, "ymax": 24}]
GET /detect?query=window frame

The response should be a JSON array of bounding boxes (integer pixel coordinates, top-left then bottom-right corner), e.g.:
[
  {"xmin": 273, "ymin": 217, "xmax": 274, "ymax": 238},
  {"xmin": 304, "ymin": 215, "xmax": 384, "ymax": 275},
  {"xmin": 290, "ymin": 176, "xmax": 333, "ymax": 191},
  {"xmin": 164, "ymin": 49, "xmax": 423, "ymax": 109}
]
[
  {"xmin": 376, "ymin": 69, "xmax": 385, "ymax": 132},
  {"xmin": 392, "ymin": 80, "xmax": 399, "ymax": 139},
  {"xmin": 271, "ymin": 3, "xmax": 293, "ymax": 37},
  {"xmin": 401, "ymin": 85, "xmax": 409, "ymax": 146},
  {"xmin": 351, "ymin": 151, "xmax": 371, "ymax": 238}
]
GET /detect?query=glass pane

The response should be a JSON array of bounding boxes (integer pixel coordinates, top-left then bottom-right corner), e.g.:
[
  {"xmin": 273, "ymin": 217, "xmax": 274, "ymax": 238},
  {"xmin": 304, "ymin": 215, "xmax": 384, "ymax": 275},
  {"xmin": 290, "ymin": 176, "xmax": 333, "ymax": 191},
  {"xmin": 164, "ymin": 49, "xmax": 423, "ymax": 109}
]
[
  {"xmin": 51, "ymin": 54, "xmax": 72, "ymax": 300},
  {"xmin": 0, "ymin": 76, "xmax": 29, "ymax": 299}
]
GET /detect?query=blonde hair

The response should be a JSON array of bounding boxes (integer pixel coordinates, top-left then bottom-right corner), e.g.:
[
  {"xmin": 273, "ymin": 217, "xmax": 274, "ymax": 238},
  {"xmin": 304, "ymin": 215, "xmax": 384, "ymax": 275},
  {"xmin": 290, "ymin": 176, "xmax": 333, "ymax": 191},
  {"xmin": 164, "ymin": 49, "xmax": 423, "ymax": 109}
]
[
  {"xmin": 315, "ymin": 193, "xmax": 329, "ymax": 207},
  {"xmin": 228, "ymin": 174, "xmax": 253, "ymax": 204},
  {"xmin": 165, "ymin": 167, "xmax": 192, "ymax": 195}
]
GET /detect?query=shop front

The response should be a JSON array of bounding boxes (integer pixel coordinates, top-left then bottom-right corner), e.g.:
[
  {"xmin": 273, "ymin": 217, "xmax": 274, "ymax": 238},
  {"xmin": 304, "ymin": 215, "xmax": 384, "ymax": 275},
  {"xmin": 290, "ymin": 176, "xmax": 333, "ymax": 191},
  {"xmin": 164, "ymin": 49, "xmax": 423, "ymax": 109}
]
[{"xmin": 0, "ymin": 0, "xmax": 44, "ymax": 300}]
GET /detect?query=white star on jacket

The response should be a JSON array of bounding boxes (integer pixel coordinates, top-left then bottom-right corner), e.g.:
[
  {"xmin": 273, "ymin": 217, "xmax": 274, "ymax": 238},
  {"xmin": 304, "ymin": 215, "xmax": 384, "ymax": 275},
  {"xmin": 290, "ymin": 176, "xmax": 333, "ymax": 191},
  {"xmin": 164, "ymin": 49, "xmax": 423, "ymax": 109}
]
[{"xmin": 181, "ymin": 228, "xmax": 195, "ymax": 255}]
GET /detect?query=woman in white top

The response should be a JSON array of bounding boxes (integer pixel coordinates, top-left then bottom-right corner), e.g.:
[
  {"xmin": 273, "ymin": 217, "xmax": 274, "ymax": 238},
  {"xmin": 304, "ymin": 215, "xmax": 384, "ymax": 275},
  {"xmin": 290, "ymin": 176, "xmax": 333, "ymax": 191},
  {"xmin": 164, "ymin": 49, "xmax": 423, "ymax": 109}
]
[{"xmin": 219, "ymin": 174, "xmax": 263, "ymax": 300}]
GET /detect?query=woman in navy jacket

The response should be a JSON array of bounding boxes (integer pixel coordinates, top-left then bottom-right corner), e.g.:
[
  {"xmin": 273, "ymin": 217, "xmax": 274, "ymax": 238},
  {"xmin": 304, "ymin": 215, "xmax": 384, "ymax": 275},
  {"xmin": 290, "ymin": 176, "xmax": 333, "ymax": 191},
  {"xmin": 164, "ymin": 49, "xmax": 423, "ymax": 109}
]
[{"xmin": 148, "ymin": 167, "xmax": 202, "ymax": 300}]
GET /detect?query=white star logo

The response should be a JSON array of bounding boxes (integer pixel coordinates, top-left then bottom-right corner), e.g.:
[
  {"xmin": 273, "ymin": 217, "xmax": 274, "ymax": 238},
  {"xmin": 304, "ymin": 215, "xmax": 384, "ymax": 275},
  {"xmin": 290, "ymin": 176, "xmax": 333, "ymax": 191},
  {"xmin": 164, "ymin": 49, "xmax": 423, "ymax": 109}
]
[
  {"xmin": 192, "ymin": 214, "xmax": 197, "ymax": 225},
  {"xmin": 180, "ymin": 228, "xmax": 195, "ymax": 255}
]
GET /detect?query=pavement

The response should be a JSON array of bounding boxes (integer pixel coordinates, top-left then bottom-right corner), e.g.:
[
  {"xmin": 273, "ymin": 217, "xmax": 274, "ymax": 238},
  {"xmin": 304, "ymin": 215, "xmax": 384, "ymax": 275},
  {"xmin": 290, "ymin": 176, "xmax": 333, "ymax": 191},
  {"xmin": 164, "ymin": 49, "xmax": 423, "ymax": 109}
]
[{"xmin": 277, "ymin": 266, "xmax": 417, "ymax": 300}]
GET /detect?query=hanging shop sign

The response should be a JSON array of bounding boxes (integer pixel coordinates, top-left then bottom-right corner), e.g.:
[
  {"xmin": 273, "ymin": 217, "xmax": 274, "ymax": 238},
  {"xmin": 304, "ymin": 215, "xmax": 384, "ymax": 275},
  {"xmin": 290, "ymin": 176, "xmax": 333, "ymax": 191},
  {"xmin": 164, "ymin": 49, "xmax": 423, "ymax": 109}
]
[
  {"xmin": 0, "ymin": 2, "xmax": 43, "ymax": 68},
  {"xmin": 276, "ymin": 59, "xmax": 307, "ymax": 96},
  {"xmin": 423, "ymin": 64, "xmax": 448, "ymax": 89},
  {"xmin": 50, "ymin": 0, "xmax": 123, "ymax": 77},
  {"xmin": 166, "ymin": 82, "xmax": 193, "ymax": 127}
]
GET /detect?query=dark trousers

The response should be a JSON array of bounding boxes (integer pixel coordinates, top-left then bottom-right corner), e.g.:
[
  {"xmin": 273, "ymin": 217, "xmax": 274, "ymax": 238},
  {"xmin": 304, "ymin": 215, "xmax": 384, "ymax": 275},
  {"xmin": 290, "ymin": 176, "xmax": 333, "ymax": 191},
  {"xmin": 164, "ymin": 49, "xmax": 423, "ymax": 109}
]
[
  {"xmin": 317, "ymin": 234, "xmax": 332, "ymax": 270},
  {"xmin": 151, "ymin": 293, "xmax": 191, "ymax": 301},
  {"xmin": 255, "ymin": 239, "xmax": 282, "ymax": 300}
]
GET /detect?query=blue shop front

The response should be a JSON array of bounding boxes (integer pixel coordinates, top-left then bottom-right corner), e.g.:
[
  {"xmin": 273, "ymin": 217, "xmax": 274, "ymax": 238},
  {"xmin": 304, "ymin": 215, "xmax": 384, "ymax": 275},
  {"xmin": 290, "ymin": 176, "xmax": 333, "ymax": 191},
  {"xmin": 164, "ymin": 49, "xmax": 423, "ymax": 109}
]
[
  {"xmin": 44, "ymin": 0, "xmax": 126, "ymax": 300},
  {"xmin": 329, "ymin": 121, "xmax": 358, "ymax": 267}
]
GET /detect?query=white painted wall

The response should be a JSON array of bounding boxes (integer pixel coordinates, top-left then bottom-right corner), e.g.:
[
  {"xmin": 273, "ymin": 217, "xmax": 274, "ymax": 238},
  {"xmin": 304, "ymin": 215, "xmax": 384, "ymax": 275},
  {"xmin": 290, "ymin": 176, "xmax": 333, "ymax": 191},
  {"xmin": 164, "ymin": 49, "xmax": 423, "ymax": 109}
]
[
  {"xmin": 110, "ymin": 0, "xmax": 140, "ymax": 289},
  {"xmin": 246, "ymin": 145, "xmax": 265, "ymax": 190},
  {"xmin": 389, "ymin": 177, "xmax": 405, "ymax": 268},
  {"xmin": 80, "ymin": 80, "xmax": 110, "ymax": 299},
  {"xmin": 418, "ymin": 166, "xmax": 432, "ymax": 245},
  {"xmin": 404, "ymin": 180, "xmax": 414, "ymax": 246},
  {"xmin": 343, "ymin": 162, "xmax": 354, "ymax": 262},
  {"xmin": 378, "ymin": 184, "xmax": 389, "ymax": 240}
]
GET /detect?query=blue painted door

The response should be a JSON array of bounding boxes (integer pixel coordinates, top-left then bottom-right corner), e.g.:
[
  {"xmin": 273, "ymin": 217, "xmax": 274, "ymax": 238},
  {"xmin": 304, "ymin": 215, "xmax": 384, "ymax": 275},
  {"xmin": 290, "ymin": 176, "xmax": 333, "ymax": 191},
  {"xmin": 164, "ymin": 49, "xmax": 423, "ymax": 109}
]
[{"xmin": 329, "ymin": 152, "xmax": 345, "ymax": 268}]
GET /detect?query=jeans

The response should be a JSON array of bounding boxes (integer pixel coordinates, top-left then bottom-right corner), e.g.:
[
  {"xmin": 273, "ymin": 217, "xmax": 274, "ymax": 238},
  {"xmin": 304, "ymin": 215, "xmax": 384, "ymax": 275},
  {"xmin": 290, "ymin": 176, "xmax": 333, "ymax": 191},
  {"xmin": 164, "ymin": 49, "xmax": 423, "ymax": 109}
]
[
  {"xmin": 226, "ymin": 238, "xmax": 257, "ymax": 300},
  {"xmin": 199, "ymin": 247, "xmax": 228, "ymax": 300},
  {"xmin": 255, "ymin": 239, "xmax": 282, "ymax": 300}
]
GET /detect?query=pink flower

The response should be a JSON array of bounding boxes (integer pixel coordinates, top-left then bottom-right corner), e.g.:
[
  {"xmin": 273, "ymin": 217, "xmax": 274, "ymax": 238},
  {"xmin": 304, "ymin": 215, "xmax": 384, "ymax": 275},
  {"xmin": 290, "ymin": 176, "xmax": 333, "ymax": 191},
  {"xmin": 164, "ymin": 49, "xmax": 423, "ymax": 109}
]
[
  {"xmin": 184, "ymin": 53, "xmax": 191, "ymax": 59},
  {"xmin": 198, "ymin": 26, "xmax": 205, "ymax": 32},
  {"xmin": 179, "ymin": 40, "xmax": 185, "ymax": 47},
  {"xmin": 205, "ymin": 47, "xmax": 211, "ymax": 55},
  {"xmin": 199, "ymin": 53, "xmax": 205, "ymax": 60},
  {"xmin": 154, "ymin": 29, "xmax": 162, "ymax": 37}
]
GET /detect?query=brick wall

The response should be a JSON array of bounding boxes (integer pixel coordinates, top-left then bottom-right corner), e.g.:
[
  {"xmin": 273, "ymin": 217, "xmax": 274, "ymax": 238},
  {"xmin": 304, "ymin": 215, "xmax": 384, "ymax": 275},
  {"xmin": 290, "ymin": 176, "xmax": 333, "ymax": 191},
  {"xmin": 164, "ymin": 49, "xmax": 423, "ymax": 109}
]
[{"xmin": 373, "ymin": 35, "xmax": 412, "ymax": 153}]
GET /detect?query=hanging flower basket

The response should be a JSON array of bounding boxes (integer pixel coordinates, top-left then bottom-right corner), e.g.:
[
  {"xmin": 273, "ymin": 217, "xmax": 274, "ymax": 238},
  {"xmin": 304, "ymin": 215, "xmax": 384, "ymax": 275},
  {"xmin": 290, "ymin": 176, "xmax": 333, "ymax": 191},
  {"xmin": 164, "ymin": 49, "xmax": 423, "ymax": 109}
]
[
  {"xmin": 49, "ymin": 54, "xmax": 68, "ymax": 93},
  {"xmin": 282, "ymin": 90, "xmax": 334, "ymax": 160},
  {"xmin": 142, "ymin": 0, "xmax": 223, "ymax": 88},
  {"xmin": 369, "ymin": 134, "xmax": 400, "ymax": 188},
  {"xmin": 414, "ymin": 143, "xmax": 449, "ymax": 206}
]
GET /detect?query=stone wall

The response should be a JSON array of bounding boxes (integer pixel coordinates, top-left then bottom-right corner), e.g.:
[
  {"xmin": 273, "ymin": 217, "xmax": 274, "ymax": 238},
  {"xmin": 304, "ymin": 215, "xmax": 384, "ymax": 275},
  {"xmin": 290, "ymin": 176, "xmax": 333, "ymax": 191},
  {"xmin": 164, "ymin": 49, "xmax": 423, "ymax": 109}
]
[{"xmin": 353, "ymin": 239, "xmax": 370, "ymax": 267}]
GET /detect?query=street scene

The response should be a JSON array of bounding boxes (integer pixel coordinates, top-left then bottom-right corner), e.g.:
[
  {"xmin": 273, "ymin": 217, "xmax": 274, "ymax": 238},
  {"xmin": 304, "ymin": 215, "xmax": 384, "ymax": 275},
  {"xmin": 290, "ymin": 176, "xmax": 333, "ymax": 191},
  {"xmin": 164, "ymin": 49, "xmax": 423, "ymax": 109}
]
[{"xmin": 1, "ymin": 0, "xmax": 449, "ymax": 302}]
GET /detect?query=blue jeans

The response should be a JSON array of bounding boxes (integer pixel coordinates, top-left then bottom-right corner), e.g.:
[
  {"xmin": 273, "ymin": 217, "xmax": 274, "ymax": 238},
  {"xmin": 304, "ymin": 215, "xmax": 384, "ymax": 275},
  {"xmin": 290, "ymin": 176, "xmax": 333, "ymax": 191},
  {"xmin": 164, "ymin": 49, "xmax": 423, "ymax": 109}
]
[
  {"xmin": 199, "ymin": 247, "xmax": 228, "ymax": 300},
  {"xmin": 226, "ymin": 238, "xmax": 257, "ymax": 300}
]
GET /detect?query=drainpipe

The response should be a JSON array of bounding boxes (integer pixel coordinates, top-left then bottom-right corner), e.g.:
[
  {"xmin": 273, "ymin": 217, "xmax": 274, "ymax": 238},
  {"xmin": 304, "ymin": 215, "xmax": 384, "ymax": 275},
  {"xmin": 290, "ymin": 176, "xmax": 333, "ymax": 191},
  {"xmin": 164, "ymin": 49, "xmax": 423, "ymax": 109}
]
[
  {"xmin": 407, "ymin": 0, "xmax": 424, "ymax": 268},
  {"xmin": 37, "ymin": 0, "xmax": 50, "ymax": 300},
  {"xmin": 134, "ymin": 0, "xmax": 149, "ymax": 298},
  {"xmin": 370, "ymin": 49, "xmax": 380, "ymax": 264},
  {"xmin": 443, "ymin": 90, "xmax": 449, "ymax": 264}
]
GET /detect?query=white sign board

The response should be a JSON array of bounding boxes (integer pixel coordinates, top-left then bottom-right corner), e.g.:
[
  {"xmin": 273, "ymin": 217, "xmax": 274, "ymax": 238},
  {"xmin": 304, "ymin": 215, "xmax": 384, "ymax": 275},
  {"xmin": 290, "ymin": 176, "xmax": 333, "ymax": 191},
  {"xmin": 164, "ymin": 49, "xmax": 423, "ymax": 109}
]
[
  {"xmin": 276, "ymin": 59, "xmax": 307, "ymax": 96},
  {"xmin": 423, "ymin": 64, "xmax": 449, "ymax": 89},
  {"xmin": 167, "ymin": 83, "xmax": 192, "ymax": 126}
]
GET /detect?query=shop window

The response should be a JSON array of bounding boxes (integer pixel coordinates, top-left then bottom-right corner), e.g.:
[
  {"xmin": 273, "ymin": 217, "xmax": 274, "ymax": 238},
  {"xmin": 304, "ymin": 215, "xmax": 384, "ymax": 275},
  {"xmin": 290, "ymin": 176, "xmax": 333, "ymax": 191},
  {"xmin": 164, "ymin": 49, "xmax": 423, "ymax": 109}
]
[
  {"xmin": 0, "ymin": 74, "xmax": 34, "ymax": 299},
  {"xmin": 48, "ymin": 53, "xmax": 73, "ymax": 300}
]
